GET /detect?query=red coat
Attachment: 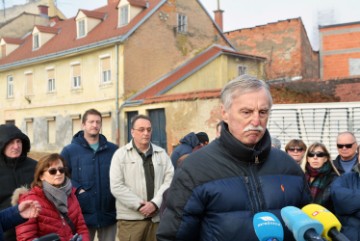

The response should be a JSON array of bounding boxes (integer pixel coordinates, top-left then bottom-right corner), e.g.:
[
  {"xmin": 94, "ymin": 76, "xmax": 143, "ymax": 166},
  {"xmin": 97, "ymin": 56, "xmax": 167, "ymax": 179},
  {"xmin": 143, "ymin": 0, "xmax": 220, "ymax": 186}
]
[{"xmin": 16, "ymin": 186, "xmax": 90, "ymax": 241}]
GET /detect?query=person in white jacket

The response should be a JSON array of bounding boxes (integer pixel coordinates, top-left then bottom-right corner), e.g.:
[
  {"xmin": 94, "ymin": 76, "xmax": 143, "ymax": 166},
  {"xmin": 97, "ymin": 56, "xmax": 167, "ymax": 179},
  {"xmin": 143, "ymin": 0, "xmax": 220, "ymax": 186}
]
[{"xmin": 110, "ymin": 114, "xmax": 174, "ymax": 241}]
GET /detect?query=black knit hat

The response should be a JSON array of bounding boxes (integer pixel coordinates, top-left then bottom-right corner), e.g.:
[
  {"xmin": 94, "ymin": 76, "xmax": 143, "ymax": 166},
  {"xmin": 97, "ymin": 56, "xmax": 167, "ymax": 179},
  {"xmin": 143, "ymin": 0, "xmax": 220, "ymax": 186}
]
[{"xmin": 196, "ymin": 132, "xmax": 209, "ymax": 144}]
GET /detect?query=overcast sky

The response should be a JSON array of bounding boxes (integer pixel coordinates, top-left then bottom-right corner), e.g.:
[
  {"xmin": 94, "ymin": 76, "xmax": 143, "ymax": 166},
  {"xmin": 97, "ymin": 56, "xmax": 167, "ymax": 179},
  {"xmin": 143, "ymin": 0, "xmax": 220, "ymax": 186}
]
[{"xmin": 4, "ymin": 0, "xmax": 360, "ymax": 50}]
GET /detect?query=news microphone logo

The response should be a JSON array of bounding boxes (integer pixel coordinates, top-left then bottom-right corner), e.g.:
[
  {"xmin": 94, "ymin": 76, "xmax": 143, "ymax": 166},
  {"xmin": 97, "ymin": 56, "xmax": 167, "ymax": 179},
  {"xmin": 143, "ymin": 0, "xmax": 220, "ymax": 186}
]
[
  {"xmin": 253, "ymin": 212, "xmax": 284, "ymax": 241},
  {"xmin": 302, "ymin": 204, "xmax": 350, "ymax": 241}
]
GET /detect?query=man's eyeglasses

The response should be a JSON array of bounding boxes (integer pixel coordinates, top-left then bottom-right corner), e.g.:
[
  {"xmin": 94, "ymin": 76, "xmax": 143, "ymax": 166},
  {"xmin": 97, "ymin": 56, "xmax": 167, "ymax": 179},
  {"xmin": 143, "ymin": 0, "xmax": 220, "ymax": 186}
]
[
  {"xmin": 307, "ymin": 152, "xmax": 327, "ymax": 158},
  {"xmin": 288, "ymin": 147, "xmax": 304, "ymax": 152},
  {"xmin": 337, "ymin": 142, "xmax": 355, "ymax": 149},
  {"xmin": 47, "ymin": 167, "xmax": 66, "ymax": 175},
  {"xmin": 133, "ymin": 127, "xmax": 152, "ymax": 133}
]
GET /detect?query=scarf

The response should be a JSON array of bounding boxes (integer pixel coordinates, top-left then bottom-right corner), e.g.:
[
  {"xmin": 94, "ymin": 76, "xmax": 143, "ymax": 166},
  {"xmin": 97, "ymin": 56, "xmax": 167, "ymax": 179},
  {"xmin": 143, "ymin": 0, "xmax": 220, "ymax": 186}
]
[
  {"xmin": 42, "ymin": 177, "xmax": 72, "ymax": 214},
  {"xmin": 305, "ymin": 161, "xmax": 332, "ymax": 203}
]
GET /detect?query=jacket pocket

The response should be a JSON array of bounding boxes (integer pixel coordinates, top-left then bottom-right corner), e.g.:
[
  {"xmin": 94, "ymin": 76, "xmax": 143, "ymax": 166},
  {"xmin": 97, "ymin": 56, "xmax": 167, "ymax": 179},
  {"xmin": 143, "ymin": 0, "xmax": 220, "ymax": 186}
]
[{"xmin": 77, "ymin": 190, "xmax": 96, "ymax": 214}]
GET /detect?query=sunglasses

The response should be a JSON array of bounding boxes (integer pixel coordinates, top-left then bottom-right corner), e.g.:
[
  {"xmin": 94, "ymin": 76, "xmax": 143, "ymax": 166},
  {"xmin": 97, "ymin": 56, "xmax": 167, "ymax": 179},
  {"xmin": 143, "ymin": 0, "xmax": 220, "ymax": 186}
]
[
  {"xmin": 47, "ymin": 167, "xmax": 66, "ymax": 175},
  {"xmin": 337, "ymin": 143, "xmax": 355, "ymax": 149},
  {"xmin": 307, "ymin": 152, "xmax": 327, "ymax": 158},
  {"xmin": 288, "ymin": 147, "xmax": 304, "ymax": 152}
]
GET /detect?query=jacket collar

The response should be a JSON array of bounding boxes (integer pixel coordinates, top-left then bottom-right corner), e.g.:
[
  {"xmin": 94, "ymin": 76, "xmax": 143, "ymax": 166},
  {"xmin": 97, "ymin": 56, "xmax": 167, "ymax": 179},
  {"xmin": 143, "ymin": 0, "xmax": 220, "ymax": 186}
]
[{"xmin": 218, "ymin": 122, "xmax": 271, "ymax": 164}]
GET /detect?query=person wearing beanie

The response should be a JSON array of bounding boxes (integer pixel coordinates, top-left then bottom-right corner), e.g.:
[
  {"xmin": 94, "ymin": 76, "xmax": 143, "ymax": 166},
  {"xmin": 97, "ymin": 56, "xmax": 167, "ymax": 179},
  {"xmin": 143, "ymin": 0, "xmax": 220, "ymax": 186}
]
[
  {"xmin": 170, "ymin": 132, "xmax": 209, "ymax": 169},
  {"xmin": 0, "ymin": 124, "xmax": 37, "ymax": 241}
]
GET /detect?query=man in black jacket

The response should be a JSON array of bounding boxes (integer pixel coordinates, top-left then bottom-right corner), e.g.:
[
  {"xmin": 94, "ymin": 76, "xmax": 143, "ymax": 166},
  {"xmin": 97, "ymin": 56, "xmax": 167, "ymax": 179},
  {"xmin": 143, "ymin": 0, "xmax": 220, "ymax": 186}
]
[
  {"xmin": 157, "ymin": 75, "xmax": 311, "ymax": 241},
  {"xmin": 0, "ymin": 124, "xmax": 37, "ymax": 241}
]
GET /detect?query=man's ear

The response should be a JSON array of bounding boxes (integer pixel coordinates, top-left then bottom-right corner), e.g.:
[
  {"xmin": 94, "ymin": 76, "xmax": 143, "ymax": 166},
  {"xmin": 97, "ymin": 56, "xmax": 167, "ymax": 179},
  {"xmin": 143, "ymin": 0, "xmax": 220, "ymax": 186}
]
[{"xmin": 221, "ymin": 104, "xmax": 228, "ymax": 123}]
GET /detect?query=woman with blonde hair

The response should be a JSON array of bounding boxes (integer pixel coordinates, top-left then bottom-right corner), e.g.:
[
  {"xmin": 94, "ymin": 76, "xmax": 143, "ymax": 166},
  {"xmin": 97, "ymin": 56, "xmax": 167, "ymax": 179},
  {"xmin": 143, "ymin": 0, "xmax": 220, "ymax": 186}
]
[
  {"xmin": 305, "ymin": 142, "xmax": 340, "ymax": 212},
  {"xmin": 15, "ymin": 153, "xmax": 89, "ymax": 241}
]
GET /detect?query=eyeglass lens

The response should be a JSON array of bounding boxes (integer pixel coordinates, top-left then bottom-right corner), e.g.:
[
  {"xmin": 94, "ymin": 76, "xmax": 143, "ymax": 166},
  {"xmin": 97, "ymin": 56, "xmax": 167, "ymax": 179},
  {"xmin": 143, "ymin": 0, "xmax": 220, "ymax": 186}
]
[
  {"xmin": 289, "ymin": 147, "xmax": 303, "ymax": 152},
  {"xmin": 48, "ymin": 167, "xmax": 65, "ymax": 175},
  {"xmin": 337, "ymin": 143, "xmax": 354, "ymax": 149},
  {"xmin": 307, "ymin": 152, "xmax": 326, "ymax": 158},
  {"xmin": 134, "ymin": 127, "xmax": 152, "ymax": 132}
]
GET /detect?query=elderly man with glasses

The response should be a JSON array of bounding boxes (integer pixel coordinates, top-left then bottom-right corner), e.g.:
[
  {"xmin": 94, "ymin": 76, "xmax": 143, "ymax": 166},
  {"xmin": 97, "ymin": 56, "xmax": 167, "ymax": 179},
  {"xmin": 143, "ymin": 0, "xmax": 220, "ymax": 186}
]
[{"xmin": 332, "ymin": 131, "xmax": 358, "ymax": 175}]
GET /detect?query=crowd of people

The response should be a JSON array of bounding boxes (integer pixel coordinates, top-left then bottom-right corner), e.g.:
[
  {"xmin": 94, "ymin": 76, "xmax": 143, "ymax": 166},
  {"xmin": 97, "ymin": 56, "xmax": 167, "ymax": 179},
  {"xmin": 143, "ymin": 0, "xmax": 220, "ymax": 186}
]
[{"xmin": 1, "ymin": 74, "xmax": 360, "ymax": 241}]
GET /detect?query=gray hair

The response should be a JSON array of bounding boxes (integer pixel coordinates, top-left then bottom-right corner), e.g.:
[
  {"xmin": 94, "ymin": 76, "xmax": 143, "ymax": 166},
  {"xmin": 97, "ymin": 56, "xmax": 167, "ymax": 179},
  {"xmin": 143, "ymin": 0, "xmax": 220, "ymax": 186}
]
[
  {"xmin": 220, "ymin": 74, "xmax": 273, "ymax": 110},
  {"xmin": 271, "ymin": 137, "xmax": 282, "ymax": 149}
]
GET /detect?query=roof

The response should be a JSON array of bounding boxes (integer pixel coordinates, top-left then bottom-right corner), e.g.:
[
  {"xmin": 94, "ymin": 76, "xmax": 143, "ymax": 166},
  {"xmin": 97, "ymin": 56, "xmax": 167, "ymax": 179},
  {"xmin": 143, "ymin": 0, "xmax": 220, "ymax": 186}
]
[
  {"xmin": 0, "ymin": 0, "xmax": 164, "ymax": 67},
  {"xmin": 125, "ymin": 44, "xmax": 266, "ymax": 105},
  {"xmin": 2, "ymin": 37, "xmax": 23, "ymax": 45}
]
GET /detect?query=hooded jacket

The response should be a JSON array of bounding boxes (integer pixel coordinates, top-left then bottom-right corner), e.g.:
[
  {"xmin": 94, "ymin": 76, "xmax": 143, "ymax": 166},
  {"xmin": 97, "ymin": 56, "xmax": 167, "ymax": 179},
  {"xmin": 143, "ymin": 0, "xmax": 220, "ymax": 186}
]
[
  {"xmin": 157, "ymin": 122, "xmax": 311, "ymax": 241},
  {"xmin": 170, "ymin": 132, "xmax": 200, "ymax": 168},
  {"xmin": 331, "ymin": 163, "xmax": 360, "ymax": 241},
  {"xmin": 14, "ymin": 186, "xmax": 90, "ymax": 241},
  {"xmin": 0, "ymin": 124, "xmax": 37, "ymax": 241},
  {"xmin": 60, "ymin": 130, "xmax": 118, "ymax": 228}
]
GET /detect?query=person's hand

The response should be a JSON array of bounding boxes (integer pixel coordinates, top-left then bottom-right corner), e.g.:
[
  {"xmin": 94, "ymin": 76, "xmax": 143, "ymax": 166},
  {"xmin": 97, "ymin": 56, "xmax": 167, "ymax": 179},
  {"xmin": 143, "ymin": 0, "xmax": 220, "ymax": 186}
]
[
  {"xmin": 138, "ymin": 201, "xmax": 157, "ymax": 217},
  {"xmin": 18, "ymin": 200, "xmax": 41, "ymax": 219},
  {"xmin": 69, "ymin": 233, "xmax": 82, "ymax": 241}
]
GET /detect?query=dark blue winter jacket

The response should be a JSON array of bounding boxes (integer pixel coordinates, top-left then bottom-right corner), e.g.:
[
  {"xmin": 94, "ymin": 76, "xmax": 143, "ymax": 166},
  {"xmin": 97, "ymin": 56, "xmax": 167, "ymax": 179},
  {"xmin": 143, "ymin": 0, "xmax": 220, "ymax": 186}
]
[
  {"xmin": 61, "ymin": 131, "xmax": 118, "ymax": 228},
  {"xmin": 0, "ymin": 205, "xmax": 26, "ymax": 241},
  {"xmin": 331, "ymin": 164, "xmax": 360, "ymax": 241},
  {"xmin": 157, "ymin": 123, "xmax": 311, "ymax": 241}
]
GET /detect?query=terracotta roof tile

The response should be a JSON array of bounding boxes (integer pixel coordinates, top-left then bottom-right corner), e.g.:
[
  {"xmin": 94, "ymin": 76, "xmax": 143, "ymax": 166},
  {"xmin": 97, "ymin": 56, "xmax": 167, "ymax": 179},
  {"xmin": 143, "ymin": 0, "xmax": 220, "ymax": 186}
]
[
  {"xmin": 2, "ymin": 37, "xmax": 23, "ymax": 45},
  {"xmin": 78, "ymin": 9, "xmax": 106, "ymax": 20},
  {"xmin": 35, "ymin": 25, "xmax": 59, "ymax": 34},
  {"xmin": 0, "ymin": 0, "xmax": 163, "ymax": 66}
]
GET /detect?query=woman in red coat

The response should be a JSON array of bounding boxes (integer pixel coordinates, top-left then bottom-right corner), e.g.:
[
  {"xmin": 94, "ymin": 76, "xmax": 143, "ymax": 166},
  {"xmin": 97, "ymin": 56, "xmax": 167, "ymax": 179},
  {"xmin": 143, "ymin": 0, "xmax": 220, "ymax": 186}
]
[{"xmin": 15, "ymin": 153, "xmax": 89, "ymax": 241}]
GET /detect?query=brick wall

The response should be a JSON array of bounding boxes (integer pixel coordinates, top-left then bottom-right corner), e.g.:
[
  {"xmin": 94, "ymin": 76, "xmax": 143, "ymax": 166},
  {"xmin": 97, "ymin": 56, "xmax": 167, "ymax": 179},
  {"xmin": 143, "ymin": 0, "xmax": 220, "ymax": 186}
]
[
  {"xmin": 320, "ymin": 22, "xmax": 360, "ymax": 80},
  {"xmin": 225, "ymin": 18, "xmax": 319, "ymax": 81}
]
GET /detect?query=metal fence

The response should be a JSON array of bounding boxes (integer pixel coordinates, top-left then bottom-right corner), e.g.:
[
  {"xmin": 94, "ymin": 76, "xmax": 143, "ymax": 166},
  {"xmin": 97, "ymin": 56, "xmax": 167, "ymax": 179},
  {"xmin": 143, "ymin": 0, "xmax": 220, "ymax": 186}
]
[{"xmin": 268, "ymin": 102, "xmax": 360, "ymax": 158}]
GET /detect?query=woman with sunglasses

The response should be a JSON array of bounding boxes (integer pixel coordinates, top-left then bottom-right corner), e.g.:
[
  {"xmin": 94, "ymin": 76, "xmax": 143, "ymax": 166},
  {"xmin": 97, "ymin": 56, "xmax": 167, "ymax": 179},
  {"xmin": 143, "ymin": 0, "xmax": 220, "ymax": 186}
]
[
  {"xmin": 285, "ymin": 139, "xmax": 307, "ymax": 166},
  {"xmin": 304, "ymin": 142, "xmax": 340, "ymax": 212},
  {"xmin": 14, "ymin": 153, "xmax": 89, "ymax": 241}
]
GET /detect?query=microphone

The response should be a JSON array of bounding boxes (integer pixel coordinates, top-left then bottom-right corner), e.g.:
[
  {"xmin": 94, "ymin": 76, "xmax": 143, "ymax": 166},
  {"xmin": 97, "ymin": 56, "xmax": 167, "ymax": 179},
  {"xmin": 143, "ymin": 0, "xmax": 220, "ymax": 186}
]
[
  {"xmin": 253, "ymin": 212, "xmax": 284, "ymax": 241},
  {"xmin": 32, "ymin": 233, "xmax": 60, "ymax": 241},
  {"xmin": 302, "ymin": 204, "xmax": 350, "ymax": 241},
  {"xmin": 281, "ymin": 206, "xmax": 326, "ymax": 241}
]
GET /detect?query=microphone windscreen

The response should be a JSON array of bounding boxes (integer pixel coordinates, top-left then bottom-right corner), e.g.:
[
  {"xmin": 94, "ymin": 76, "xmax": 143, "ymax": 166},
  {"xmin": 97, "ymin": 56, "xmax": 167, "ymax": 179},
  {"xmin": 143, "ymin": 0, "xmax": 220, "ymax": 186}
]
[
  {"xmin": 281, "ymin": 206, "xmax": 323, "ymax": 241},
  {"xmin": 253, "ymin": 212, "xmax": 284, "ymax": 241},
  {"xmin": 302, "ymin": 204, "xmax": 341, "ymax": 240}
]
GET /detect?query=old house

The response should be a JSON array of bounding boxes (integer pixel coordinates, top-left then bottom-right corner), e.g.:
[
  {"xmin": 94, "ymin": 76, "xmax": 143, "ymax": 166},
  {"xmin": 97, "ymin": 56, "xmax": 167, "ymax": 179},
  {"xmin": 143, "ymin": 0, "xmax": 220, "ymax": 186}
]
[{"xmin": 0, "ymin": 0, "xmax": 265, "ymax": 153}]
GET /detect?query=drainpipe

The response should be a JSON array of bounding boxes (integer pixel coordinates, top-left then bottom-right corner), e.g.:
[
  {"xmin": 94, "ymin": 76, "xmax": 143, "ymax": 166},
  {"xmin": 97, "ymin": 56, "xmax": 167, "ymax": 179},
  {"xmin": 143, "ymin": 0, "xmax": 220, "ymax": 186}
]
[{"xmin": 115, "ymin": 44, "xmax": 120, "ymax": 145}]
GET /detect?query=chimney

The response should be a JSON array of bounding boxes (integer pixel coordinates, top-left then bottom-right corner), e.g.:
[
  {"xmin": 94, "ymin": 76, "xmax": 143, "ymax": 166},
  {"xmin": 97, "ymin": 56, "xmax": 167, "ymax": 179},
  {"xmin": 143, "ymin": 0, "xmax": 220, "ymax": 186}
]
[
  {"xmin": 38, "ymin": 5, "xmax": 49, "ymax": 16},
  {"xmin": 213, "ymin": 0, "xmax": 224, "ymax": 31}
]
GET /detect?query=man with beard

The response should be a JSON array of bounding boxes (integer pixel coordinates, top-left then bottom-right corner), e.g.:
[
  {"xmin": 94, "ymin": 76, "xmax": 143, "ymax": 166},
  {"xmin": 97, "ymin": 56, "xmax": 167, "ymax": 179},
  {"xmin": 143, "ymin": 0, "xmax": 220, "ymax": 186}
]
[
  {"xmin": 157, "ymin": 75, "xmax": 311, "ymax": 241},
  {"xmin": 0, "ymin": 124, "xmax": 37, "ymax": 241},
  {"xmin": 61, "ymin": 109, "xmax": 118, "ymax": 241}
]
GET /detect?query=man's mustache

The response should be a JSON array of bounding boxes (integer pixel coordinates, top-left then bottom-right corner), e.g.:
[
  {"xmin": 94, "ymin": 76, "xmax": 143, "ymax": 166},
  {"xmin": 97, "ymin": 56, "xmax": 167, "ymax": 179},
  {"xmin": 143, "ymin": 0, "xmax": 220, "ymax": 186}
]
[{"xmin": 243, "ymin": 125, "xmax": 264, "ymax": 132}]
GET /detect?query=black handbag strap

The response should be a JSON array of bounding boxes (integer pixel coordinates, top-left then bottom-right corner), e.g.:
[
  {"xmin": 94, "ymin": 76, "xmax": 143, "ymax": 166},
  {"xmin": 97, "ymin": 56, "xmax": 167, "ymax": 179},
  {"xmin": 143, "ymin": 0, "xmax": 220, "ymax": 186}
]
[{"xmin": 61, "ymin": 212, "xmax": 76, "ymax": 235}]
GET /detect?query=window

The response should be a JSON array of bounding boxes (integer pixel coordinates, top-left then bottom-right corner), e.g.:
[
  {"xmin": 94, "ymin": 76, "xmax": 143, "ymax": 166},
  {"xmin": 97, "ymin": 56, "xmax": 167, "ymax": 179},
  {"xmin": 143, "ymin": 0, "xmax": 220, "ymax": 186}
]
[
  {"xmin": 47, "ymin": 117, "xmax": 56, "ymax": 144},
  {"xmin": 71, "ymin": 64, "xmax": 81, "ymax": 89},
  {"xmin": 238, "ymin": 65, "xmax": 247, "ymax": 75},
  {"xmin": 33, "ymin": 33, "xmax": 39, "ymax": 49},
  {"xmin": 177, "ymin": 14, "xmax": 187, "ymax": 33},
  {"xmin": 7, "ymin": 75, "xmax": 14, "ymax": 98},
  {"xmin": 78, "ymin": 19, "xmax": 86, "ymax": 38},
  {"xmin": 47, "ymin": 69, "xmax": 56, "ymax": 92},
  {"xmin": 119, "ymin": 5, "xmax": 129, "ymax": 26},
  {"xmin": 100, "ymin": 57, "xmax": 111, "ymax": 83}
]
